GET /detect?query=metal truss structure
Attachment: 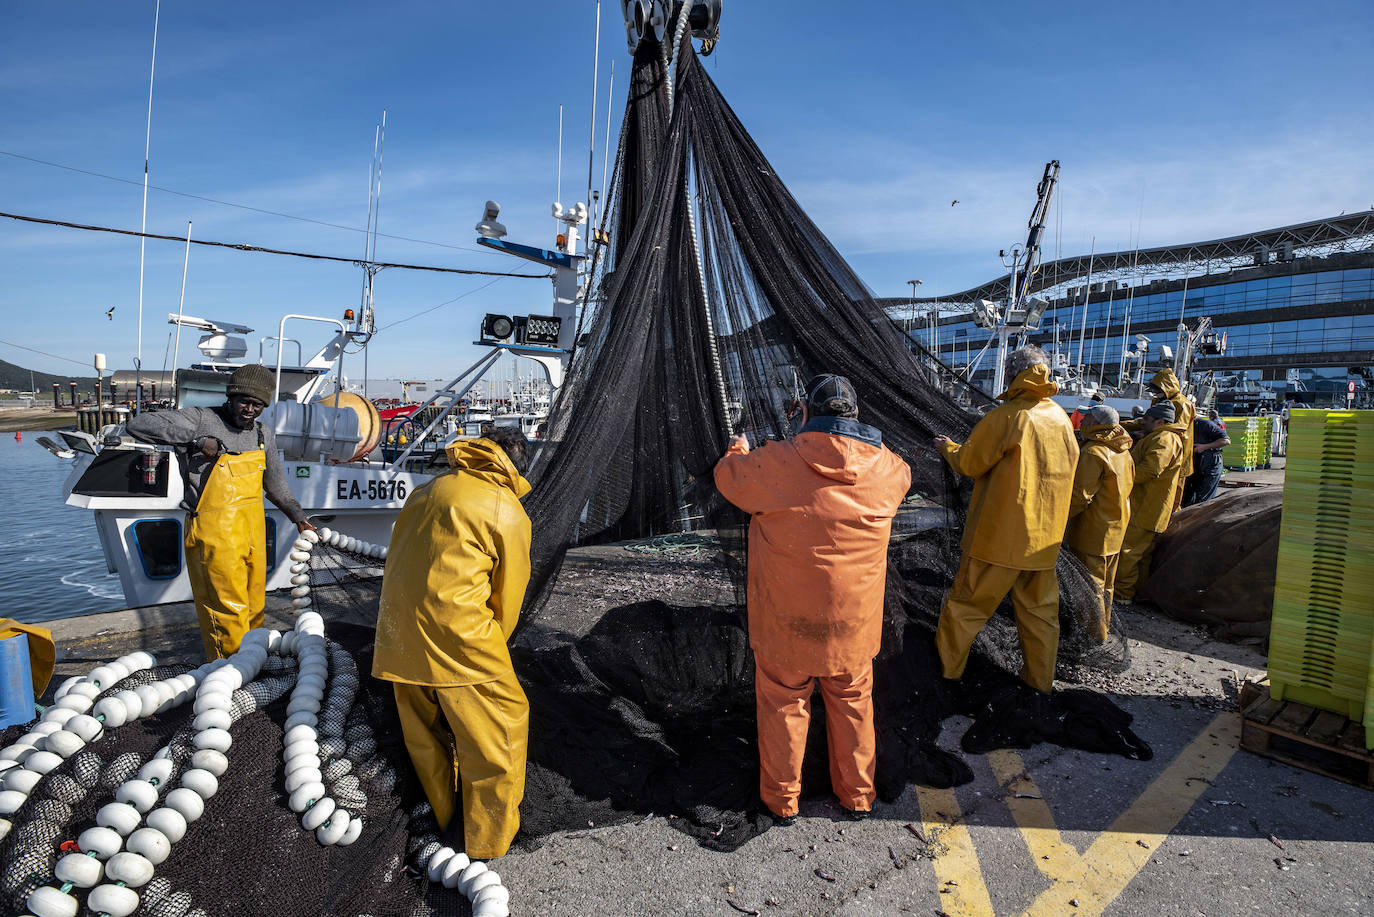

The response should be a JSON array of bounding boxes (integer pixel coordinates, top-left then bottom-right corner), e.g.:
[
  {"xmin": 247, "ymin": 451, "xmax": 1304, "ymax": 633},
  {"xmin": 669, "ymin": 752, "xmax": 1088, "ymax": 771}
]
[{"xmin": 879, "ymin": 210, "xmax": 1374, "ymax": 315}]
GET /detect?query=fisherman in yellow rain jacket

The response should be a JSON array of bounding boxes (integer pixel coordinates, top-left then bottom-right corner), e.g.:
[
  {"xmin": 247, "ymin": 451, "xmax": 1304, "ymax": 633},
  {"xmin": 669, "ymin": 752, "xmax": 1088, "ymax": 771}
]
[
  {"xmin": 1062, "ymin": 405, "xmax": 1135, "ymax": 641},
  {"xmin": 932, "ymin": 346, "xmax": 1079, "ymax": 694},
  {"xmin": 1122, "ymin": 369, "xmax": 1195, "ymax": 509},
  {"xmin": 373, "ymin": 429, "xmax": 532, "ymax": 859},
  {"xmin": 1113, "ymin": 402, "xmax": 1186, "ymax": 602}
]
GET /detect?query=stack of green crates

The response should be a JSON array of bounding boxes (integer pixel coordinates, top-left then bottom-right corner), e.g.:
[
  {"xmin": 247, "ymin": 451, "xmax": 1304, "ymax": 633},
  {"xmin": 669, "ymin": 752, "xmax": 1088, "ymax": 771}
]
[
  {"xmin": 1221, "ymin": 416, "xmax": 1268, "ymax": 470},
  {"xmin": 1268, "ymin": 409, "xmax": 1374, "ymax": 748},
  {"xmin": 1256, "ymin": 415, "xmax": 1274, "ymax": 468}
]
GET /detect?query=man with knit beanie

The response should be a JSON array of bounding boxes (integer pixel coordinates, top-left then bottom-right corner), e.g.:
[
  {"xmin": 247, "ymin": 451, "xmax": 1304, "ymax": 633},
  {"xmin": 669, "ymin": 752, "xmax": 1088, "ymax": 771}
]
[
  {"xmin": 1063, "ymin": 405, "xmax": 1135, "ymax": 641},
  {"xmin": 127, "ymin": 364, "xmax": 315, "ymax": 659}
]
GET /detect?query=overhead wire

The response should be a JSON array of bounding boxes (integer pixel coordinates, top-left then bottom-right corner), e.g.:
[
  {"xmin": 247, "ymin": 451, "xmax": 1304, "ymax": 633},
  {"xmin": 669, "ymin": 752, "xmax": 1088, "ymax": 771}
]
[
  {"xmin": 0, "ymin": 148, "xmax": 501, "ymax": 258},
  {"xmin": 373, "ymin": 280, "xmax": 508, "ymax": 336},
  {"xmin": 0, "ymin": 210, "xmax": 549, "ymax": 279},
  {"xmin": 0, "ymin": 337, "xmax": 93, "ymax": 368}
]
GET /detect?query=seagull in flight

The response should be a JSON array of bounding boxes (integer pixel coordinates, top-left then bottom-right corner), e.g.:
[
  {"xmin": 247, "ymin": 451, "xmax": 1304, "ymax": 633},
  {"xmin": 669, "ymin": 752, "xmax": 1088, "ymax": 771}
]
[
  {"xmin": 106, "ymin": 306, "xmax": 116, "ymax": 320},
  {"xmin": 950, "ymin": 200, "xmax": 960, "ymax": 207}
]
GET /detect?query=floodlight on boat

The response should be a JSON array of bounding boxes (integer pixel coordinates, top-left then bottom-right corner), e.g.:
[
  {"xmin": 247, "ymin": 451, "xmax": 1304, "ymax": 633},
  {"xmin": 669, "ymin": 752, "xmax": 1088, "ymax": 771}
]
[
  {"xmin": 476, "ymin": 201, "xmax": 508, "ymax": 240},
  {"xmin": 517, "ymin": 314, "xmax": 562, "ymax": 347},
  {"xmin": 482, "ymin": 313, "xmax": 515, "ymax": 342},
  {"xmin": 1022, "ymin": 297, "xmax": 1049, "ymax": 331}
]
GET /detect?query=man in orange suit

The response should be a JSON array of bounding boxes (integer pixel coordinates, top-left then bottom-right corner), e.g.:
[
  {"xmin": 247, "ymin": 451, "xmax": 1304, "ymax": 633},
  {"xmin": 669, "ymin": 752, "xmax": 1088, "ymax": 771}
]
[{"xmin": 715, "ymin": 375, "xmax": 910, "ymax": 823}]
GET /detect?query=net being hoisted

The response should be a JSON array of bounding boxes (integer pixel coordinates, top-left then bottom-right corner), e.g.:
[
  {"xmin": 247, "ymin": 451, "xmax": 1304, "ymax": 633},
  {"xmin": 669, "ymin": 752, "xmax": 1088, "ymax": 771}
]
[{"xmin": 511, "ymin": 26, "xmax": 1148, "ymax": 851}]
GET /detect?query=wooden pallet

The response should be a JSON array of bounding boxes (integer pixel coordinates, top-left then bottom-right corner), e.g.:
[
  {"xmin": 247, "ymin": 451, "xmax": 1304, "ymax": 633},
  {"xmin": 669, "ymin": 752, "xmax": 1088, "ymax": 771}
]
[{"xmin": 1239, "ymin": 680, "xmax": 1373, "ymax": 789}]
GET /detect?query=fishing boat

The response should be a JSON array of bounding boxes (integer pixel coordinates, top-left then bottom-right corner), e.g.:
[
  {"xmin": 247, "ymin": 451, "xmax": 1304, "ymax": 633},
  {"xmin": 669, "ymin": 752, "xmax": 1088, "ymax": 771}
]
[{"xmin": 48, "ymin": 196, "xmax": 592, "ymax": 608}]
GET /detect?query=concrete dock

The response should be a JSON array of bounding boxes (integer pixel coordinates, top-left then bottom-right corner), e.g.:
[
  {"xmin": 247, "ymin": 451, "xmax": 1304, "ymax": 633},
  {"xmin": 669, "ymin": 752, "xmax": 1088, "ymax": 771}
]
[{"xmin": 32, "ymin": 566, "xmax": 1373, "ymax": 917}]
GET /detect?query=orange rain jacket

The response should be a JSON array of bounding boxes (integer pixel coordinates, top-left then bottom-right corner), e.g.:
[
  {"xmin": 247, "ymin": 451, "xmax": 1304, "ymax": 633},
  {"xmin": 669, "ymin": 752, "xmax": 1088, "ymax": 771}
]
[
  {"xmin": 373, "ymin": 438, "xmax": 532, "ymax": 687},
  {"xmin": 1064, "ymin": 423, "xmax": 1135, "ymax": 557},
  {"xmin": 714, "ymin": 417, "xmax": 911, "ymax": 675},
  {"xmin": 1127, "ymin": 422, "xmax": 1186, "ymax": 533},
  {"xmin": 939, "ymin": 365, "xmax": 1080, "ymax": 571}
]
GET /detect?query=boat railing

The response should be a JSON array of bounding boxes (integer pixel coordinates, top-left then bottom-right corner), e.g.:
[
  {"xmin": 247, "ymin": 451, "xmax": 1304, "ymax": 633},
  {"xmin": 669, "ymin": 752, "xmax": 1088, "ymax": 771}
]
[{"xmin": 386, "ymin": 349, "xmax": 504, "ymax": 472}]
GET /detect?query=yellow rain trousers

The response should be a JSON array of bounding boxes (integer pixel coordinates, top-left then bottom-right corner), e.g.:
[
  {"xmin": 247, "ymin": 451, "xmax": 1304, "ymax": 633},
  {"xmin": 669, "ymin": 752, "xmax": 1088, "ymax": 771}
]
[
  {"xmin": 1113, "ymin": 423, "xmax": 1186, "ymax": 602},
  {"xmin": 184, "ymin": 449, "xmax": 267, "ymax": 661},
  {"xmin": 934, "ymin": 365, "xmax": 1079, "ymax": 693},
  {"xmin": 1072, "ymin": 553, "xmax": 1119, "ymax": 642},
  {"xmin": 392, "ymin": 675, "xmax": 528, "ymax": 859},
  {"xmin": 1064, "ymin": 423, "xmax": 1134, "ymax": 641},
  {"xmin": 373, "ymin": 438, "xmax": 532, "ymax": 858}
]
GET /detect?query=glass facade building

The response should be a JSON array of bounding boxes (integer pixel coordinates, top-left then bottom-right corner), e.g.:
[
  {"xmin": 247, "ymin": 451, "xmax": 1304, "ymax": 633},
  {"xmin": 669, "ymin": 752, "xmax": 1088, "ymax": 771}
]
[{"xmin": 899, "ymin": 249, "xmax": 1374, "ymax": 409}]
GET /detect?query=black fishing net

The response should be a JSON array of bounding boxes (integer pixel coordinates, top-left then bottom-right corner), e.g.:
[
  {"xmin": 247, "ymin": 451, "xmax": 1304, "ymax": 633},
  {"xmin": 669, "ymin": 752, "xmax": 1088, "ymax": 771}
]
[
  {"xmin": 502, "ymin": 26, "xmax": 1147, "ymax": 852},
  {"xmin": 0, "ymin": 624, "xmax": 469, "ymax": 917}
]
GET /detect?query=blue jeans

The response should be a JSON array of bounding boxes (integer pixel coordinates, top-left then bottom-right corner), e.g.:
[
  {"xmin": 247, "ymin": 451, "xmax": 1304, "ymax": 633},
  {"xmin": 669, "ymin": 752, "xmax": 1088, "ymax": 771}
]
[{"xmin": 1184, "ymin": 463, "xmax": 1222, "ymax": 505}]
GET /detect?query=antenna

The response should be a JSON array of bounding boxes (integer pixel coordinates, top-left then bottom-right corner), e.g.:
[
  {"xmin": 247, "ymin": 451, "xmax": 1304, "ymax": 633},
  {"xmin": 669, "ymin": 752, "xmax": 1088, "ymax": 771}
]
[
  {"xmin": 585, "ymin": 0, "xmax": 602, "ymax": 245},
  {"xmin": 555, "ymin": 104, "xmax": 564, "ymax": 238},
  {"xmin": 135, "ymin": 0, "xmax": 161, "ymax": 415},
  {"xmin": 170, "ymin": 220, "xmax": 192, "ymax": 376},
  {"xmin": 599, "ymin": 59, "xmax": 616, "ymax": 222}
]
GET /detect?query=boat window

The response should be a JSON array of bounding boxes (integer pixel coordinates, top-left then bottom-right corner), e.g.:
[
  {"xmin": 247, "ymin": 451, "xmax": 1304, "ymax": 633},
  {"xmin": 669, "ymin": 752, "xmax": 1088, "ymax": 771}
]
[
  {"xmin": 131, "ymin": 519, "xmax": 182, "ymax": 580},
  {"xmin": 72, "ymin": 449, "xmax": 170, "ymax": 497}
]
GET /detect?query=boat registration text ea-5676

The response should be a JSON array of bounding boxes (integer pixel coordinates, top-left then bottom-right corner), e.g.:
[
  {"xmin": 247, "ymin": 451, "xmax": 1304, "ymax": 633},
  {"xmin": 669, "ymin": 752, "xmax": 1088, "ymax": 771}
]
[{"xmin": 335, "ymin": 477, "xmax": 408, "ymax": 501}]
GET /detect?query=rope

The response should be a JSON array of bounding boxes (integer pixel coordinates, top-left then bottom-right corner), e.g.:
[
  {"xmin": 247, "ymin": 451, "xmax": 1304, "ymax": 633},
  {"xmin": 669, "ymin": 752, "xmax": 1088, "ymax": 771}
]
[
  {"xmin": 665, "ymin": 3, "xmax": 692, "ymax": 117},
  {"xmin": 0, "ymin": 211, "xmax": 550, "ymax": 279},
  {"xmin": 624, "ymin": 533, "xmax": 720, "ymax": 557}
]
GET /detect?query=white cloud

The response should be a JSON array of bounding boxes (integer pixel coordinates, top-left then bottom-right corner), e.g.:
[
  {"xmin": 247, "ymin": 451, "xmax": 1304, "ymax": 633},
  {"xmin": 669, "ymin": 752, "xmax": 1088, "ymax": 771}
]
[{"xmin": 786, "ymin": 129, "xmax": 1374, "ymax": 288}]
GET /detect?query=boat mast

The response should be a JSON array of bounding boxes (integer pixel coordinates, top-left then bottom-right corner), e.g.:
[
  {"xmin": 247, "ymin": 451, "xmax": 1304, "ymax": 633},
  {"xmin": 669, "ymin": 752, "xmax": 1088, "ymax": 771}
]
[
  {"xmin": 170, "ymin": 220, "xmax": 192, "ymax": 384},
  {"xmin": 135, "ymin": 0, "xmax": 161, "ymax": 414},
  {"xmin": 585, "ymin": 0, "xmax": 601, "ymax": 237}
]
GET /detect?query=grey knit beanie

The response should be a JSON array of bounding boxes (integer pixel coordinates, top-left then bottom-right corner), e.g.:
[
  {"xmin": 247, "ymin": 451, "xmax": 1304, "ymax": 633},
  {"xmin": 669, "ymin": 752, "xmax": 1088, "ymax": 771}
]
[{"xmin": 227, "ymin": 365, "xmax": 276, "ymax": 404}]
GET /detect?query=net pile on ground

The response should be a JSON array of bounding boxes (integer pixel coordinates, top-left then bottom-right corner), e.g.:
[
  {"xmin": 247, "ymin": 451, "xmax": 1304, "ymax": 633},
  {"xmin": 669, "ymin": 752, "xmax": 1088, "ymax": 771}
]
[{"xmin": 0, "ymin": 533, "xmax": 509, "ymax": 917}]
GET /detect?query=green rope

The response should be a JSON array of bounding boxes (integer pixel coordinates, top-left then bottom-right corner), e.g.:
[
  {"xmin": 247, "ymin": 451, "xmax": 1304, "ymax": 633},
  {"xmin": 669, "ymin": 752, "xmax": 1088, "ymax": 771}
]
[{"xmin": 623, "ymin": 533, "xmax": 720, "ymax": 558}]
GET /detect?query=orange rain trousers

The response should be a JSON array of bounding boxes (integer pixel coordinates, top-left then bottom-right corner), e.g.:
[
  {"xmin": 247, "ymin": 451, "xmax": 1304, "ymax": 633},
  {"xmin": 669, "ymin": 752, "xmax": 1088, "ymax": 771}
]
[
  {"xmin": 392, "ymin": 674, "xmax": 529, "ymax": 859},
  {"xmin": 935, "ymin": 555, "xmax": 1060, "ymax": 693},
  {"xmin": 1070, "ymin": 550, "xmax": 1119, "ymax": 642},
  {"xmin": 754, "ymin": 655, "xmax": 875, "ymax": 818},
  {"xmin": 184, "ymin": 449, "xmax": 267, "ymax": 661}
]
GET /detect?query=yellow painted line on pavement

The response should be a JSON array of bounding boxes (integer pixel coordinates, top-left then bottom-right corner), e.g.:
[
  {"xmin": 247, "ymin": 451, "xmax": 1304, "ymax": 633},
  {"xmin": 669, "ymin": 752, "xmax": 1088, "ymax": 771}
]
[
  {"xmin": 987, "ymin": 750, "xmax": 1082, "ymax": 882},
  {"xmin": 996, "ymin": 711, "xmax": 1242, "ymax": 917},
  {"xmin": 916, "ymin": 785, "xmax": 996, "ymax": 917}
]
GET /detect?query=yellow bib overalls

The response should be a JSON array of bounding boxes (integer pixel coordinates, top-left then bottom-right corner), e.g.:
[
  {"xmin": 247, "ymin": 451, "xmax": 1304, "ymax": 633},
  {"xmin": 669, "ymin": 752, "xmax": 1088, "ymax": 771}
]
[{"xmin": 184, "ymin": 442, "xmax": 268, "ymax": 661}]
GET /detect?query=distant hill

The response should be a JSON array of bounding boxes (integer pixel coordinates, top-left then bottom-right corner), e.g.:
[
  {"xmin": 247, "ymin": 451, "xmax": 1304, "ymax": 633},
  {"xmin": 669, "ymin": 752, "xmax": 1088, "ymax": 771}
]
[{"xmin": 0, "ymin": 358, "xmax": 96, "ymax": 393}]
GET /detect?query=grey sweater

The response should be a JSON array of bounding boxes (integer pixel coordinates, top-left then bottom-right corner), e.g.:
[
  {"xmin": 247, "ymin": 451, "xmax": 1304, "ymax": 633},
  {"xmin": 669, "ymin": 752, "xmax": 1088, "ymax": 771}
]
[{"xmin": 125, "ymin": 405, "xmax": 308, "ymax": 524}]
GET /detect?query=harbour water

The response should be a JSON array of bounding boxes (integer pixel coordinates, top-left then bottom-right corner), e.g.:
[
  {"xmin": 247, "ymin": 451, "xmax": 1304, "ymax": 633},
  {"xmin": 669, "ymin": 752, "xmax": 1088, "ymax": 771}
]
[{"xmin": 3, "ymin": 432, "xmax": 124, "ymax": 623}]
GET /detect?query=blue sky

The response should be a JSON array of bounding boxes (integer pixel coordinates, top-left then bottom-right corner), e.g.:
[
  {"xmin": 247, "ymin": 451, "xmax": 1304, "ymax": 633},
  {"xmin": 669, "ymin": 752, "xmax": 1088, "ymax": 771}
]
[{"xmin": 3, "ymin": 0, "xmax": 1372, "ymax": 382}]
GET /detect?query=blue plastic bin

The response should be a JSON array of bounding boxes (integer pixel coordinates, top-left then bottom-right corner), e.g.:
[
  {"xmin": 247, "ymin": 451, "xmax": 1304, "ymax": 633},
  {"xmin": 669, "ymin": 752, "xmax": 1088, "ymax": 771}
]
[{"xmin": 0, "ymin": 632, "xmax": 37, "ymax": 729}]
